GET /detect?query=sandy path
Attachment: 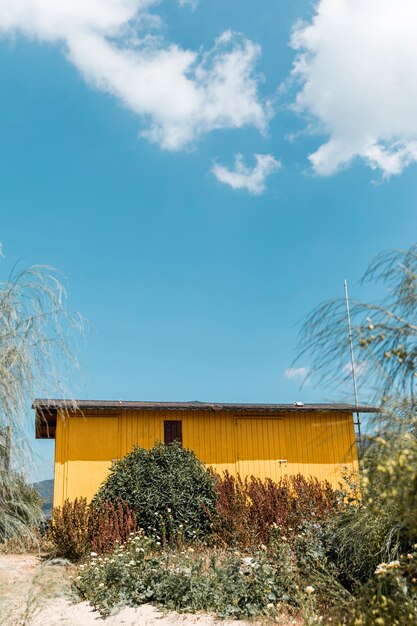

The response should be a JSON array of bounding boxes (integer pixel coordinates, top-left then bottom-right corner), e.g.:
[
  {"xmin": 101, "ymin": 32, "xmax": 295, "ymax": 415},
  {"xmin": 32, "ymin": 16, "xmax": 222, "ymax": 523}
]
[{"xmin": 0, "ymin": 555, "xmax": 294, "ymax": 626}]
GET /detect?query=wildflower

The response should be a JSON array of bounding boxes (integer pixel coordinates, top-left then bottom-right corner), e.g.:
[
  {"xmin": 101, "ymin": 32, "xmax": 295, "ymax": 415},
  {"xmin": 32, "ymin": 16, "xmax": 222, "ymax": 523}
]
[
  {"xmin": 305, "ymin": 585, "xmax": 315, "ymax": 594},
  {"xmin": 267, "ymin": 603, "xmax": 274, "ymax": 609},
  {"xmin": 129, "ymin": 560, "xmax": 135, "ymax": 565},
  {"xmin": 98, "ymin": 582, "xmax": 104, "ymax": 588},
  {"xmin": 407, "ymin": 554, "xmax": 413, "ymax": 559},
  {"xmin": 90, "ymin": 552, "xmax": 97, "ymax": 557},
  {"xmin": 375, "ymin": 560, "xmax": 400, "ymax": 576},
  {"xmin": 156, "ymin": 541, "xmax": 161, "ymax": 546},
  {"xmin": 375, "ymin": 563, "xmax": 387, "ymax": 576},
  {"xmin": 260, "ymin": 544, "xmax": 267, "ymax": 551}
]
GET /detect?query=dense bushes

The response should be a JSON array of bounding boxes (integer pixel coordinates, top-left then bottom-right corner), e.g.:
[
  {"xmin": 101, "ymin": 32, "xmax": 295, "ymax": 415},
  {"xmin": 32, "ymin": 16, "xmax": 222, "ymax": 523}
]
[
  {"xmin": 56, "ymin": 435, "xmax": 417, "ymax": 623},
  {"xmin": 51, "ymin": 445, "xmax": 340, "ymax": 561},
  {"xmin": 74, "ymin": 531, "xmax": 299, "ymax": 619},
  {"xmin": 93, "ymin": 443, "xmax": 217, "ymax": 543}
]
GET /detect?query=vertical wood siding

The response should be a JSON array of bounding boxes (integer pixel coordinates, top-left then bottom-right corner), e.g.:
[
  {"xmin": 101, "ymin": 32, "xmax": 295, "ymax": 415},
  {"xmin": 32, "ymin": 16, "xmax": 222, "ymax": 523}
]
[{"xmin": 53, "ymin": 409, "xmax": 358, "ymax": 508}]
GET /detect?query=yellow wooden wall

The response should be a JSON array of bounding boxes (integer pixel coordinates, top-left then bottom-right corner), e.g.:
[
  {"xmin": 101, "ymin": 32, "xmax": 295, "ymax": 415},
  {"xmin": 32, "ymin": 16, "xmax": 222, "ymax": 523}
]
[{"xmin": 53, "ymin": 409, "xmax": 358, "ymax": 508}]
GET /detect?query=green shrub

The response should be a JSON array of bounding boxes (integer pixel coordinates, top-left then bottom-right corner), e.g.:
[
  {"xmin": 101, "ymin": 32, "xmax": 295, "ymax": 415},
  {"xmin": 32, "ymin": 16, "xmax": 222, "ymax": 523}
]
[
  {"xmin": 347, "ymin": 550, "xmax": 417, "ymax": 625},
  {"xmin": 74, "ymin": 531, "xmax": 299, "ymax": 619},
  {"xmin": 296, "ymin": 406, "xmax": 417, "ymax": 623},
  {"xmin": 92, "ymin": 442, "xmax": 217, "ymax": 543},
  {"xmin": 333, "ymin": 422, "xmax": 417, "ymax": 584}
]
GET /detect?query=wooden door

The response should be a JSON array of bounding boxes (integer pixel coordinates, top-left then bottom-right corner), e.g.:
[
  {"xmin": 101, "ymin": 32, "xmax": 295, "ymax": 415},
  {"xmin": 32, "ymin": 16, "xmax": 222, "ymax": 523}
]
[{"xmin": 236, "ymin": 418, "xmax": 287, "ymax": 482}]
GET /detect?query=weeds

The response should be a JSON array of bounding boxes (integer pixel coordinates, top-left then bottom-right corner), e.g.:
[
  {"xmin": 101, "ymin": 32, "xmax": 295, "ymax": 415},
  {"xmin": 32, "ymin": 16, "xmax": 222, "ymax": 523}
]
[
  {"xmin": 213, "ymin": 471, "xmax": 339, "ymax": 547},
  {"xmin": 74, "ymin": 530, "xmax": 299, "ymax": 619},
  {"xmin": 50, "ymin": 498, "xmax": 139, "ymax": 560}
]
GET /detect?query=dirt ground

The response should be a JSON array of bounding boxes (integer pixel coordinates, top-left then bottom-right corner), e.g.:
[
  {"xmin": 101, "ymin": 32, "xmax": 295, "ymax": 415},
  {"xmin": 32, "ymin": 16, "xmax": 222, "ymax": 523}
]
[{"xmin": 0, "ymin": 555, "xmax": 301, "ymax": 626}]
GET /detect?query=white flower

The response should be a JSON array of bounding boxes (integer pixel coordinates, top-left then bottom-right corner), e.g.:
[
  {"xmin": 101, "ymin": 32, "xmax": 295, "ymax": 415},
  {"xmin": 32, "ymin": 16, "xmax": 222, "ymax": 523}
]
[
  {"xmin": 129, "ymin": 560, "xmax": 135, "ymax": 565},
  {"xmin": 90, "ymin": 552, "xmax": 97, "ymax": 557},
  {"xmin": 305, "ymin": 585, "xmax": 315, "ymax": 594},
  {"xmin": 98, "ymin": 582, "xmax": 104, "ymax": 588}
]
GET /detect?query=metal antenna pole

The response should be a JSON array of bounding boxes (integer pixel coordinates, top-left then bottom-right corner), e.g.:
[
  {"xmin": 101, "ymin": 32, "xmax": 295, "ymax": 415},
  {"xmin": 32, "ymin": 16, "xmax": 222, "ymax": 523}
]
[{"xmin": 344, "ymin": 279, "xmax": 362, "ymax": 449}]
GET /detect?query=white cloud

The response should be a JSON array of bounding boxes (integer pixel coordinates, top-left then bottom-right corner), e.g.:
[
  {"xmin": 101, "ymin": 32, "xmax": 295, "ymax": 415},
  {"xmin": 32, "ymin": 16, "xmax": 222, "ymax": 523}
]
[
  {"xmin": 291, "ymin": 0, "xmax": 417, "ymax": 177},
  {"xmin": 178, "ymin": 0, "xmax": 198, "ymax": 8},
  {"xmin": 342, "ymin": 361, "xmax": 367, "ymax": 377},
  {"xmin": 0, "ymin": 1, "xmax": 270, "ymax": 150},
  {"xmin": 212, "ymin": 153, "xmax": 280, "ymax": 194},
  {"xmin": 284, "ymin": 367, "xmax": 310, "ymax": 382}
]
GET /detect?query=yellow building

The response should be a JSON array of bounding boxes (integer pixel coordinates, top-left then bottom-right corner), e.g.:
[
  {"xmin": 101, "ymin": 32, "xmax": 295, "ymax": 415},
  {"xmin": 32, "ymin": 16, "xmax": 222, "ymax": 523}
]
[{"xmin": 34, "ymin": 399, "xmax": 375, "ymax": 509}]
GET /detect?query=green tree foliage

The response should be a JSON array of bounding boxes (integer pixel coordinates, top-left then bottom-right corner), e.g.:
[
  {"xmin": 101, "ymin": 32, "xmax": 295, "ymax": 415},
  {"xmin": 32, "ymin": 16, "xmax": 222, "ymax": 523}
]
[
  {"xmin": 297, "ymin": 245, "xmax": 417, "ymax": 397},
  {"xmin": 333, "ymin": 400, "xmax": 417, "ymax": 581},
  {"xmin": 296, "ymin": 244, "xmax": 417, "ymax": 624},
  {"xmin": 93, "ymin": 442, "xmax": 217, "ymax": 543},
  {"xmin": 0, "ymin": 250, "xmax": 82, "ymax": 543}
]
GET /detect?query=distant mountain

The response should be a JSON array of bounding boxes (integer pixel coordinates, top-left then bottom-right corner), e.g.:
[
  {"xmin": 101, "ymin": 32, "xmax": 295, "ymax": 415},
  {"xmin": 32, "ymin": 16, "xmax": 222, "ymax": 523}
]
[{"xmin": 32, "ymin": 479, "xmax": 54, "ymax": 517}]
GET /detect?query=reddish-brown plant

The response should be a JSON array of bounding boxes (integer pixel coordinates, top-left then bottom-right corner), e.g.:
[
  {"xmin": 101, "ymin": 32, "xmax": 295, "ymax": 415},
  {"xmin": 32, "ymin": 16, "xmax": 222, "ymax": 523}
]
[
  {"xmin": 213, "ymin": 472, "xmax": 339, "ymax": 547},
  {"xmin": 90, "ymin": 501, "xmax": 138, "ymax": 555}
]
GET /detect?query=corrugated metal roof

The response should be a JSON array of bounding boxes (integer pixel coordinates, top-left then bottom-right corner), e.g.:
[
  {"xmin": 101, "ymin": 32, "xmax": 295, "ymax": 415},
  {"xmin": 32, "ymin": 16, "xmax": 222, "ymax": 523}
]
[
  {"xmin": 33, "ymin": 398, "xmax": 377, "ymax": 413},
  {"xmin": 34, "ymin": 398, "xmax": 377, "ymax": 439}
]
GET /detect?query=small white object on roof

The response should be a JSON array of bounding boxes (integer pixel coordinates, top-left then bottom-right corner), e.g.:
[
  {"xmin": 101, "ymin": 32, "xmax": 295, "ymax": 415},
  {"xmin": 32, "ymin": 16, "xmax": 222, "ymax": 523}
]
[{"xmin": 293, "ymin": 401, "xmax": 304, "ymax": 407}]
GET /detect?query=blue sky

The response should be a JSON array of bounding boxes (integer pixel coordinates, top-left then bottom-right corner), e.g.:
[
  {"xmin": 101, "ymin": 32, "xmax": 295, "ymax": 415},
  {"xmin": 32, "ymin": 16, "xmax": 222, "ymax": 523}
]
[{"xmin": 1, "ymin": 0, "xmax": 417, "ymax": 480}]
